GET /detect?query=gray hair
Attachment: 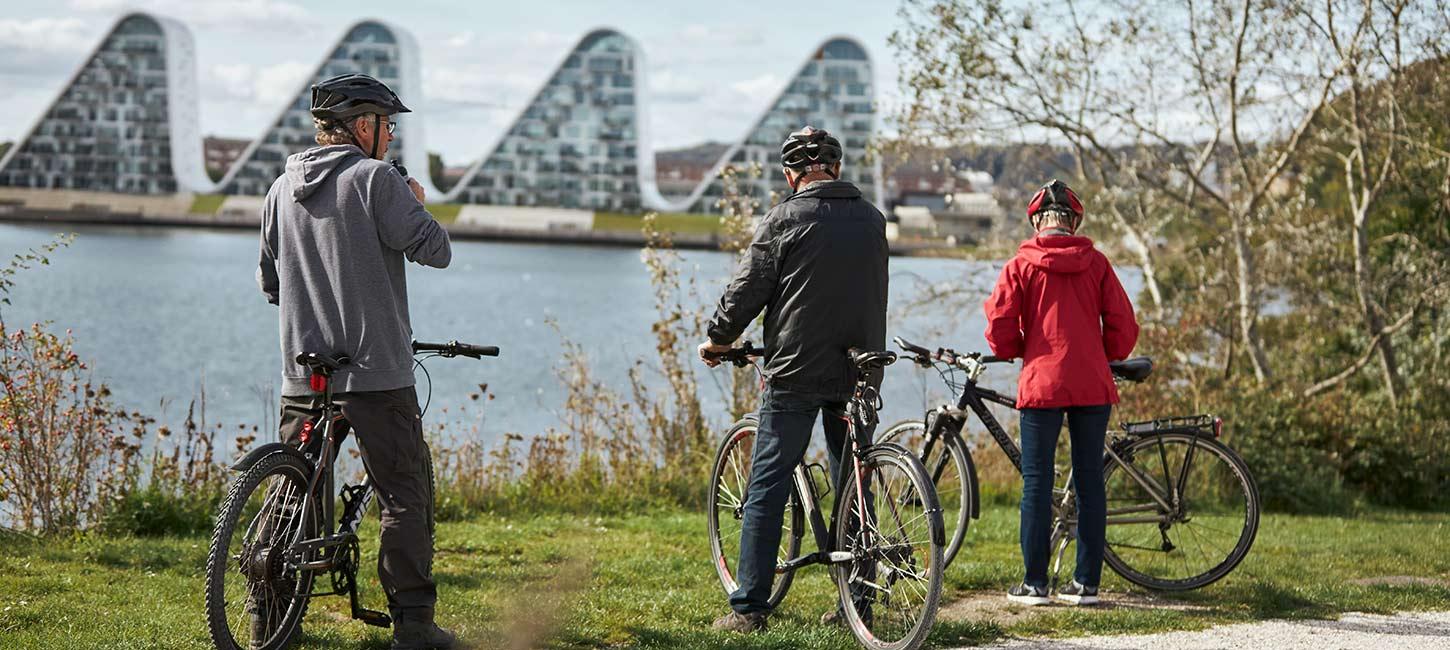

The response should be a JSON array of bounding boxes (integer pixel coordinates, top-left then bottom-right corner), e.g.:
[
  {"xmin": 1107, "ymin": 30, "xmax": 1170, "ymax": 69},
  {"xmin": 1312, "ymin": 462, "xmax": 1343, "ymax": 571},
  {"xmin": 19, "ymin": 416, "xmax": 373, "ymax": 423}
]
[
  {"xmin": 1033, "ymin": 207, "xmax": 1078, "ymax": 232},
  {"xmin": 313, "ymin": 114, "xmax": 368, "ymax": 146}
]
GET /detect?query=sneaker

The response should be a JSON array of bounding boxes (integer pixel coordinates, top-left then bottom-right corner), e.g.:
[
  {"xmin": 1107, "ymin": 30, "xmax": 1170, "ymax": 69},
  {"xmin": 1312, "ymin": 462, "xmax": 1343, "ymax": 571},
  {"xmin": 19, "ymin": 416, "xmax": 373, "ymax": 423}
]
[
  {"xmin": 819, "ymin": 608, "xmax": 843, "ymax": 627},
  {"xmin": 1006, "ymin": 582, "xmax": 1051, "ymax": 606},
  {"xmin": 1057, "ymin": 580, "xmax": 1100, "ymax": 606},
  {"xmin": 712, "ymin": 610, "xmax": 768, "ymax": 633}
]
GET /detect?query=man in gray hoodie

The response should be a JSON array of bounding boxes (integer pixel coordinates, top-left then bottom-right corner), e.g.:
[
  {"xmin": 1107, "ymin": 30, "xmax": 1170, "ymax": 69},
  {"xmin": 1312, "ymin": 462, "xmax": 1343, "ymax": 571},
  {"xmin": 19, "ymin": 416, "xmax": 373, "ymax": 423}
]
[{"xmin": 256, "ymin": 73, "xmax": 456, "ymax": 650}]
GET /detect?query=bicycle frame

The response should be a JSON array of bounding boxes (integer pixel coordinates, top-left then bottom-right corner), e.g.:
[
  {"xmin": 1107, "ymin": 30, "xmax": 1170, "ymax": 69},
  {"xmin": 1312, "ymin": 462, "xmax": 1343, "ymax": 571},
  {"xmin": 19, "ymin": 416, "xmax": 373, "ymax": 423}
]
[
  {"xmin": 778, "ymin": 404, "xmax": 878, "ymax": 573},
  {"xmin": 915, "ymin": 371, "xmax": 1203, "ymax": 530}
]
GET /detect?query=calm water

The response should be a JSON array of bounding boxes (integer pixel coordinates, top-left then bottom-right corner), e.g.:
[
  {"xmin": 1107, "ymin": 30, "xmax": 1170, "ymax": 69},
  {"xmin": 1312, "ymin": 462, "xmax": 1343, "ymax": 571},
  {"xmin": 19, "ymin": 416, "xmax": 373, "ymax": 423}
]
[{"xmin": 0, "ymin": 223, "xmax": 1139, "ymax": 446}]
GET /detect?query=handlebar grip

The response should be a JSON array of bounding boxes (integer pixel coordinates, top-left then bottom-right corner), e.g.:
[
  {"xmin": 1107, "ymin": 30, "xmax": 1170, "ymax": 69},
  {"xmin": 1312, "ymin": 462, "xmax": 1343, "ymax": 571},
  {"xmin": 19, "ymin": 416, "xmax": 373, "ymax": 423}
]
[
  {"xmin": 980, "ymin": 355, "xmax": 1011, "ymax": 364},
  {"xmin": 704, "ymin": 342, "xmax": 764, "ymax": 366},
  {"xmin": 892, "ymin": 336, "xmax": 932, "ymax": 357},
  {"xmin": 458, "ymin": 343, "xmax": 500, "ymax": 357}
]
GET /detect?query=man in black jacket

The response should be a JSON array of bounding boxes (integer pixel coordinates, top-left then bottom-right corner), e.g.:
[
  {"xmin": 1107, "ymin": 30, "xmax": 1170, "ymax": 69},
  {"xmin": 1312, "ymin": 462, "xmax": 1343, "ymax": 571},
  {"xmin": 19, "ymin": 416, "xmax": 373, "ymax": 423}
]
[{"xmin": 699, "ymin": 126, "xmax": 889, "ymax": 633}]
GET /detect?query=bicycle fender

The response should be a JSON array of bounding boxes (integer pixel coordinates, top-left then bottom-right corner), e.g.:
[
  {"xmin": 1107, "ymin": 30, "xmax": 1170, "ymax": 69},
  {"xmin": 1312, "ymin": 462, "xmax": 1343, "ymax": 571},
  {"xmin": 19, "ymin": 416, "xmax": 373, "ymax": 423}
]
[
  {"xmin": 231, "ymin": 442, "xmax": 310, "ymax": 471},
  {"xmin": 875, "ymin": 442, "xmax": 950, "ymax": 547}
]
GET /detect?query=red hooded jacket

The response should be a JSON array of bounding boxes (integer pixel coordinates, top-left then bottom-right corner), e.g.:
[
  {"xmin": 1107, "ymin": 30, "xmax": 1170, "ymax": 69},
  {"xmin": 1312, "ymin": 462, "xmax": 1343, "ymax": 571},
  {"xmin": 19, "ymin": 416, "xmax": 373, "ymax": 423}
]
[{"xmin": 984, "ymin": 235, "xmax": 1139, "ymax": 409}]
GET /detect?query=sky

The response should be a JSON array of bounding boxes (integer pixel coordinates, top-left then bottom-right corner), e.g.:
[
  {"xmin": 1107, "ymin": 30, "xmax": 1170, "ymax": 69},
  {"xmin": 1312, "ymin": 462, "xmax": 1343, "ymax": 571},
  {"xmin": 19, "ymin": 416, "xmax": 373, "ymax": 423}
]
[{"xmin": 0, "ymin": 0, "xmax": 907, "ymax": 165}]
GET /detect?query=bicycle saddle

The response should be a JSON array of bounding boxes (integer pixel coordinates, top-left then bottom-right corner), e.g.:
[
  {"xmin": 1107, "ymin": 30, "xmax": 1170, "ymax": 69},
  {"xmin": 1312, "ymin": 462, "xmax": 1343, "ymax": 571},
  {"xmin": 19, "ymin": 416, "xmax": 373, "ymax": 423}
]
[
  {"xmin": 296, "ymin": 351, "xmax": 351, "ymax": 374},
  {"xmin": 1109, "ymin": 356, "xmax": 1153, "ymax": 382},
  {"xmin": 847, "ymin": 348, "xmax": 897, "ymax": 370}
]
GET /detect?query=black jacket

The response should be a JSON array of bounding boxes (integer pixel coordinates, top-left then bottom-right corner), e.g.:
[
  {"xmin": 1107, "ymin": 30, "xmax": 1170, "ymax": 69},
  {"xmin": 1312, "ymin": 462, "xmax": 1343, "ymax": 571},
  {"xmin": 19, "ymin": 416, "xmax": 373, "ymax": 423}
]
[{"xmin": 706, "ymin": 180, "xmax": 889, "ymax": 400}]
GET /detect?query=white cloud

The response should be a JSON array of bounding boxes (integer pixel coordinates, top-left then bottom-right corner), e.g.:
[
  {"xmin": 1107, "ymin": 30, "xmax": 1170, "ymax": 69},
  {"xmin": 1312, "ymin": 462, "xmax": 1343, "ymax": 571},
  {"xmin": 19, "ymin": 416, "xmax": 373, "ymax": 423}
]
[
  {"xmin": 0, "ymin": 17, "xmax": 97, "ymax": 76},
  {"xmin": 648, "ymin": 68, "xmax": 706, "ymax": 103},
  {"xmin": 0, "ymin": 17, "xmax": 92, "ymax": 54},
  {"xmin": 729, "ymin": 73, "xmax": 784, "ymax": 99},
  {"xmin": 253, "ymin": 61, "xmax": 312, "ymax": 105},
  {"xmin": 67, "ymin": 0, "xmax": 317, "ymax": 34},
  {"xmin": 199, "ymin": 61, "xmax": 311, "ymax": 119},
  {"xmin": 444, "ymin": 31, "xmax": 474, "ymax": 48}
]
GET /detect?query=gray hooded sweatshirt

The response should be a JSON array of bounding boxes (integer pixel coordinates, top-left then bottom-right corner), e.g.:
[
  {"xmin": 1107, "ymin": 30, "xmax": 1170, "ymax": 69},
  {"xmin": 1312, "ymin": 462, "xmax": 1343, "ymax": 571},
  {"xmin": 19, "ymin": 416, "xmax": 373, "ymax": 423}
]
[{"xmin": 257, "ymin": 144, "xmax": 451, "ymax": 396}]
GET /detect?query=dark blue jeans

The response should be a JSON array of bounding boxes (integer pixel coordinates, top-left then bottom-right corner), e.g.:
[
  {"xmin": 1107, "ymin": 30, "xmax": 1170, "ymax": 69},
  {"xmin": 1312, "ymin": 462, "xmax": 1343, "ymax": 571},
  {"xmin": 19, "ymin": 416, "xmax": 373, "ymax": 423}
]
[
  {"xmin": 730, "ymin": 385, "xmax": 850, "ymax": 614},
  {"xmin": 1019, "ymin": 404, "xmax": 1111, "ymax": 589}
]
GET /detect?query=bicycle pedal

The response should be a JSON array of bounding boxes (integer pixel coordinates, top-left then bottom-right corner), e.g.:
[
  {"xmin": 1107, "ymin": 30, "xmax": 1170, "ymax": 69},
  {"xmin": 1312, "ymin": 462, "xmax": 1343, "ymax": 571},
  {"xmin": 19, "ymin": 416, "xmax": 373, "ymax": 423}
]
[{"xmin": 354, "ymin": 607, "xmax": 392, "ymax": 628}]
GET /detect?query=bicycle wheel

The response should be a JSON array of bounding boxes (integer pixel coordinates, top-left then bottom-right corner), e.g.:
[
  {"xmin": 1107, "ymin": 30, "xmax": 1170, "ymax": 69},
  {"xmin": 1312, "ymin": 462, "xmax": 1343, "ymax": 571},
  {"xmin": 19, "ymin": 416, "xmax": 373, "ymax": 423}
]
[
  {"xmin": 707, "ymin": 418, "xmax": 805, "ymax": 610},
  {"xmin": 1102, "ymin": 433, "xmax": 1260, "ymax": 591},
  {"xmin": 878, "ymin": 418, "xmax": 973, "ymax": 568},
  {"xmin": 833, "ymin": 443, "xmax": 945, "ymax": 650},
  {"xmin": 205, "ymin": 452, "xmax": 320, "ymax": 650}
]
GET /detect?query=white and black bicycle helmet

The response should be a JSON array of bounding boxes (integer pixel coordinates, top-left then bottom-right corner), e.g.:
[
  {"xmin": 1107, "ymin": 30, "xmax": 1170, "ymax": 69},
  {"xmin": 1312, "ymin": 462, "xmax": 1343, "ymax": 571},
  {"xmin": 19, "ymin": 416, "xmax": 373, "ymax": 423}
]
[{"xmin": 780, "ymin": 126, "xmax": 843, "ymax": 189}]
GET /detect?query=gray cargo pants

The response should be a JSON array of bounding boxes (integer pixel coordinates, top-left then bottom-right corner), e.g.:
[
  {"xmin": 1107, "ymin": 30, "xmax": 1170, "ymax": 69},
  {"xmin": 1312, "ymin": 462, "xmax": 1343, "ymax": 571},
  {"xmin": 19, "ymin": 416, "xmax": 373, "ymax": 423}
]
[{"xmin": 279, "ymin": 386, "xmax": 437, "ymax": 614}]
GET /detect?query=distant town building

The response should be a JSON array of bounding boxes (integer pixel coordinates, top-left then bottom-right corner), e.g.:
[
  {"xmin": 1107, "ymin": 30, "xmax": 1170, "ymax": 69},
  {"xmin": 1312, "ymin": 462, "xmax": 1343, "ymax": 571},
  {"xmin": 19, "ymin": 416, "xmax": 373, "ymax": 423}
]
[
  {"xmin": 890, "ymin": 169, "xmax": 1004, "ymax": 243},
  {"xmin": 654, "ymin": 142, "xmax": 728, "ymax": 199},
  {"xmin": 934, "ymin": 190, "xmax": 1003, "ymax": 242},
  {"xmin": 202, "ymin": 136, "xmax": 249, "ymax": 180}
]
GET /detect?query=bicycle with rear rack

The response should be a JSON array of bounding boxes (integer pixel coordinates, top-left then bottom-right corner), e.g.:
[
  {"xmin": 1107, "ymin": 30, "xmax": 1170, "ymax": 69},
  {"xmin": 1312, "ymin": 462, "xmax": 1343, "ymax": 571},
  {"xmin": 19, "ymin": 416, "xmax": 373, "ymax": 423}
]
[
  {"xmin": 881, "ymin": 336, "xmax": 1259, "ymax": 592},
  {"xmin": 705, "ymin": 342, "xmax": 946, "ymax": 650},
  {"xmin": 203, "ymin": 339, "xmax": 498, "ymax": 650}
]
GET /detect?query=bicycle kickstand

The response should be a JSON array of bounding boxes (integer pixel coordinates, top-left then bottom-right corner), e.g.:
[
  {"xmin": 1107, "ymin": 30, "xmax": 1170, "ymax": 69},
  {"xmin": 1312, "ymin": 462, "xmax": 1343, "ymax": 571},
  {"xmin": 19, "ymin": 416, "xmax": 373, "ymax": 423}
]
[{"xmin": 1048, "ymin": 526, "xmax": 1072, "ymax": 592}]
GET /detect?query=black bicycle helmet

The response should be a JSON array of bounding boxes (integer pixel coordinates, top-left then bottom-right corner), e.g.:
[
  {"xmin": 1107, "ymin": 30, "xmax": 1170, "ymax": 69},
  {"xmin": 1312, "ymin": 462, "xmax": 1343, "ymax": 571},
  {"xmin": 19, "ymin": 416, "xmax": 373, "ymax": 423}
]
[
  {"xmin": 310, "ymin": 73, "xmax": 411, "ymax": 120},
  {"xmin": 310, "ymin": 74, "xmax": 410, "ymax": 159},
  {"xmin": 780, "ymin": 126, "xmax": 843, "ymax": 189}
]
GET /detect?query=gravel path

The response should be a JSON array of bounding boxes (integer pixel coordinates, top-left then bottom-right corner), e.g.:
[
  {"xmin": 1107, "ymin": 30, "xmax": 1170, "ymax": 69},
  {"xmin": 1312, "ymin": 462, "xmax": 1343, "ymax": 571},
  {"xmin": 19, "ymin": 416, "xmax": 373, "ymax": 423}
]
[{"xmin": 957, "ymin": 610, "xmax": 1450, "ymax": 649}]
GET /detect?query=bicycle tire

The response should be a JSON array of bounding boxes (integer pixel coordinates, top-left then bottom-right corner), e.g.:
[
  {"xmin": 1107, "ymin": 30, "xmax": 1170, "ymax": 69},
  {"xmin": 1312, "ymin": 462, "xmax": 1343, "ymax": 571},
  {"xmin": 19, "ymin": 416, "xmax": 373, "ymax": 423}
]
[
  {"xmin": 833, "ymin": 443, "xmax": 945, "ymax": 650},
  {"xmin": 205, "ymin": 452, "xmax": 319, "ymax": 650},
  {"xmin": 1102, "ymin": 432, "xmax": 1260, "ymax": 591},
  {"xmin": 706, "ymin": 418, "xmax": 805, "ymax": 610},
  {"xmin": 878, "ymin": 418, "xmax": 974, "ymax": 568}
]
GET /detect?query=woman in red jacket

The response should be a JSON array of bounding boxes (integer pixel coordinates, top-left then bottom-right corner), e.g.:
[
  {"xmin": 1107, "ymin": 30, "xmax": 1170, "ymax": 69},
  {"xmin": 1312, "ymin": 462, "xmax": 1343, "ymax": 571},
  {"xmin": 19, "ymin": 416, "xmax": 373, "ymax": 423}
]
[{"xmin": 983, "ymin": 180, "xmax": 1139, "ymax": 606}]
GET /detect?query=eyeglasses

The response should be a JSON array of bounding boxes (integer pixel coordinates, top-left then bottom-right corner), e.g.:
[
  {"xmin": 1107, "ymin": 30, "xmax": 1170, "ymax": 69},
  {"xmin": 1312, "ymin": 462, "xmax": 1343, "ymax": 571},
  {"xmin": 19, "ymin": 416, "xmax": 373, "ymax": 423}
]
[{"xmin": 383, "ymin": 119, "xmax": 397, "ymax": 135}]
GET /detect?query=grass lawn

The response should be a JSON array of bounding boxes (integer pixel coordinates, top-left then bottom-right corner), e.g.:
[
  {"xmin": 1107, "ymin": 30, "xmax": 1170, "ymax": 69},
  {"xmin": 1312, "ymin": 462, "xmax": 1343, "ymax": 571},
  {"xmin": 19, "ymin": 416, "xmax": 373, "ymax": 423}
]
[
  {"xmin": 188, "ymin": 194, "xmax": 227, "ymax": 215},
  {"xmin": 593, "ymin": 211, "xmax": 723, "ymax": 235},
  {"xmin": 427, "ymin": 203, "xmax": 463, "ymax": 224},
  {"xmin": 0, "ymin": 505, "xmax": 1445, "ymax": 649}
]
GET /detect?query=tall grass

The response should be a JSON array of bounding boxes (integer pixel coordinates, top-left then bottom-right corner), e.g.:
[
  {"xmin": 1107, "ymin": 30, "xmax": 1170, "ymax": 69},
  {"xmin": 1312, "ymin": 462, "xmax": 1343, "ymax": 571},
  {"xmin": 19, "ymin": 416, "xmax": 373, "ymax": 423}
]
[{"xmin": 431, "ymin": 165, "xmax": 766, "ymax": 516}]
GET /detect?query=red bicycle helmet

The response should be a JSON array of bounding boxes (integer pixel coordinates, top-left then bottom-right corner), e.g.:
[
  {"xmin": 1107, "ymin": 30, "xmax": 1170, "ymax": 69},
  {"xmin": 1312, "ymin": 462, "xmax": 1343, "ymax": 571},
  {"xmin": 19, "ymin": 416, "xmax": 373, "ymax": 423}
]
[{"xmin": 1025, "ymin": 180, "xmax": 1084, "ymax": 231}]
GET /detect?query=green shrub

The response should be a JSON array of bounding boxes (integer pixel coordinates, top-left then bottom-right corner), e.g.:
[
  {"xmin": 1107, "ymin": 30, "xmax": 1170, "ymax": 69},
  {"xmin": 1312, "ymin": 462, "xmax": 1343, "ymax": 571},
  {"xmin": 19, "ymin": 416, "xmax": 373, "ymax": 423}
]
[{"xmin": 102, "ymin": 483, "xmax": 219, "ymax": 537}]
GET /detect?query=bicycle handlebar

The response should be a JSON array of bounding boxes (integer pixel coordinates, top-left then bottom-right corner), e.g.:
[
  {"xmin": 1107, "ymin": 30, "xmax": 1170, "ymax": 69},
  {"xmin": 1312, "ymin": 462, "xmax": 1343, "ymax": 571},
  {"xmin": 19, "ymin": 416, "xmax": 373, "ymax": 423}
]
[
  {"xmin": 703, "ymin": 341, "xmax": 765, "ymax": 367},
  {"xmin": 893, "ymin": 336, "xmax": 1013, "ymax": 370},
  {"xmin": 412, "ymin": 339, "xmax": 500, "ymax": 359}
]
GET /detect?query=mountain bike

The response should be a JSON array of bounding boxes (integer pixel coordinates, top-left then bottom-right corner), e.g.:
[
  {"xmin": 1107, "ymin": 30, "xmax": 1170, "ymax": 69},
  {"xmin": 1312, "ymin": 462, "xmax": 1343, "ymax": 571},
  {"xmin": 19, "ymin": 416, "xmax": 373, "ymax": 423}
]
[
  {"xmin": 880, "ymin": 336, "xmax": 1259, "ymax": 592},
  {"xmin": 705, "ymin": 343, "xmax": 946, "ymax": 650},
  {"xmin": 204, "ymin": 339, "xmax": 498, "ymax": 650}
]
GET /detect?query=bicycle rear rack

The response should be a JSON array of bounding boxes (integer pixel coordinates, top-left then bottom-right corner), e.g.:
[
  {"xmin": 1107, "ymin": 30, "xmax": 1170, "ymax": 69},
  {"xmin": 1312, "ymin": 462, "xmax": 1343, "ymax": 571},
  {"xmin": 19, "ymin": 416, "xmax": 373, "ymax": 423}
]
[{"xmin": 1119, "ymin": 414, "xmax": 1220, "ymax": 437}]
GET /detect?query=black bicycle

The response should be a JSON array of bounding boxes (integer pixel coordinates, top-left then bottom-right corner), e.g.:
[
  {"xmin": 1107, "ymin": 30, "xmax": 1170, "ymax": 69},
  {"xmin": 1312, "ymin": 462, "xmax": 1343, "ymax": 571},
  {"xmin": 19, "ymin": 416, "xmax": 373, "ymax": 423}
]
[
  {"xmin": 705, "ymin": 343, "xmax": 945, "ymax": 650},
  {"xmin": 880, "ymin": 336, "xmax": 1259, "ymax": 592},
  {"xmin": 204, "ymin": 339, "xmax": 498, "ymax": 650}
]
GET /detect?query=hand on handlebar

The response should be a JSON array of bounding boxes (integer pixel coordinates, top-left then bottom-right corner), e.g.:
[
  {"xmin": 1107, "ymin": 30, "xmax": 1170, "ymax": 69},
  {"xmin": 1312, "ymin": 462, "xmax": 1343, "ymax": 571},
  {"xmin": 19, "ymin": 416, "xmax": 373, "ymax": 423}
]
[{"xmin": 698, "ymin": 340, "xmax": 732, "ymax": 368}]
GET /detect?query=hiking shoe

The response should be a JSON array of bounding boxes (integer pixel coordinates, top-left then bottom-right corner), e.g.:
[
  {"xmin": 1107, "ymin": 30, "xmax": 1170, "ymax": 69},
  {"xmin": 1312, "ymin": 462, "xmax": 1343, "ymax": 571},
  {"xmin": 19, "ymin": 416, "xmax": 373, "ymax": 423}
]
[
  {"xmin": 822, "ymin": 603, "xmax": 873, "ymax": 627},
  {"xmin": 1006, "ymin": 582, "xmax": 1051, "ymax": 606},
  {"xmin": 712, "ymin": 610, "xmax": 768, "ymax": 633},
  {"xmin": 391, "ymin": 608, "xmax": 460, "ymax": 650},
  {"xmin": 1057, "ymin": 580, "xmax": 1100, "ymax": 606}
]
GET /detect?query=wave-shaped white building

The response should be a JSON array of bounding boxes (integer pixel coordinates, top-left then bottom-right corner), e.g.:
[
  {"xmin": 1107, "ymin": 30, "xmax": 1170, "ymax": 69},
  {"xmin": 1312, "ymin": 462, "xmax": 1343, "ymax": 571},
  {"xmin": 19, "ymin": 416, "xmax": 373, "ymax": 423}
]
[
  {"xmin": 0, "ymin": 13, "xmax": 879, "ymax": 214},
  {"xmin": 0, "ymin": 13, "xmax": 209, "ymax": 194}
]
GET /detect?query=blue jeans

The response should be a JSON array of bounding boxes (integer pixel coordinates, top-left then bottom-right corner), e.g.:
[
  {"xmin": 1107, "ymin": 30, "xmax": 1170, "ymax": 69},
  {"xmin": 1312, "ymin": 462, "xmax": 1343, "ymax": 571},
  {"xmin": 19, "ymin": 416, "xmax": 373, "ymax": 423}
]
[
  {"xmin": 1019, "ymin": 404, "xmax": 1111, "ymax": 589},
  {"xmin": 730, "ymin": 385, "xmax": 850, "ymax": 614}
]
